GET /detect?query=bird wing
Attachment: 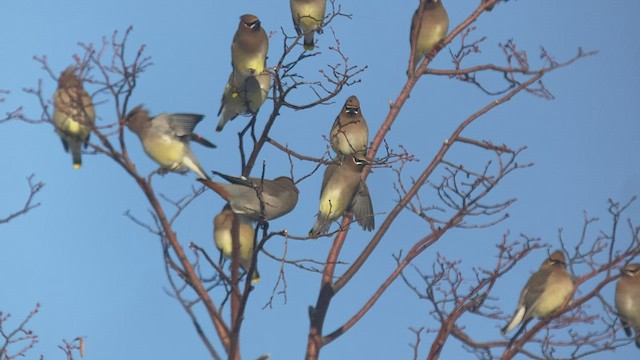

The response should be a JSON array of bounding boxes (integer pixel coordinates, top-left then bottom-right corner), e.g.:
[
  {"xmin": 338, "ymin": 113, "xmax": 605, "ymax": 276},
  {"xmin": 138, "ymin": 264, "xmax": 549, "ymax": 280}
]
[
  {"xmin": 190, "ymin": 133, "xmax": 217, "ymax": 148},
  {"xmin": 166, "ymin": 113, "xmax": 205, "ymax": 137},
  {"xmin": 519, "ymin": 268, "xmax": 552, "ymax": 319},
  {"xmin": 212, "ymin": 171, "xmax": 254, "ymax": 187},
  {"xmin": 350, "ymin": 181, "xmax": 375, "ymax": 231}
]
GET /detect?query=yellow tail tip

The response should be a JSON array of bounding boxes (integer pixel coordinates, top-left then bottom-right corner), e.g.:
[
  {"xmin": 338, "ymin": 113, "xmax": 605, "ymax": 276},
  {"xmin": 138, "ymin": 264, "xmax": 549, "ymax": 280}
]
[
  {"xmin": 73, "ymin": 163, "xmax": 82, "ymax": 169},
  {"xmin": 251, "ymin": 277, "xmax": 261, "ymax": 284},
  {"xmin": 303, "ymin": 45, "xmax": 315, "ymax": 51}
]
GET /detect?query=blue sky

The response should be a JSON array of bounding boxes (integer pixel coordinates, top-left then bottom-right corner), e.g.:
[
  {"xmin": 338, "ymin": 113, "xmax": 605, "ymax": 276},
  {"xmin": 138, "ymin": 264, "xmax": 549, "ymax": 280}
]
[{"xmin": 1, "ymin": 0, "xmax": 639, "ymax": 359}]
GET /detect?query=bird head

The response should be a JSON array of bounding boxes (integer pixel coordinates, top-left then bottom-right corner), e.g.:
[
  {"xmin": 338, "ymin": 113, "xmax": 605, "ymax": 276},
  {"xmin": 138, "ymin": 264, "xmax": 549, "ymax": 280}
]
[
  {"xmin": 621, "ymin": 263, "xmax": 640, "ymax": 277},
  {"xmin": 58, "ymin": 67, "xmax": 83, "ymax": 89},
  {"xmin": 125, "ymin": 105, "xmax": 150, "ymax": 133},
  {"xmin": 541, "ymin": 250, "xmax": 567, "ymax": 269},
  {"xmin": 344, "ymin": 95, "xmax": 361, "ymax": 115},
  {"xmin": 240, "ymin": 14, "xmax": 261, "ymax": 32}
]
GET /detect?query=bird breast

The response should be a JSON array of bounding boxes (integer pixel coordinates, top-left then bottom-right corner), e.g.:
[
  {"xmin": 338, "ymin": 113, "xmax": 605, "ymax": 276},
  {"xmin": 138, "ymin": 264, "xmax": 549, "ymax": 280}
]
[{"xmin": 531, "ymin": 273, "xmax": 573, "ymax": 318}]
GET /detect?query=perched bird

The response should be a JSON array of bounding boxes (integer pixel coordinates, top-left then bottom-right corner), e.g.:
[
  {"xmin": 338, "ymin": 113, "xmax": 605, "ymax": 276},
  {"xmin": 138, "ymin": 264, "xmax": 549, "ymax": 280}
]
[
  {"xmin": 615, "ymin": 263, "xmax": 640, "ymax": 348},
  {"xmin": 217, "ymin": 70, "xmax": 271, "ymax": 132},
  {"xmin": 330, "ymin": 95, "xmax": 369, "ymax": 158},
  {"xmin": 125, "ymin": 106, "xmax": 215, "ymax": 179},
  {"xmin": 290, "ymin": 0, "xmax": 327, "ymax": 50},
  {"xmin": 199, "ymin": 172, "xmax": 299, "ymax": 221},
  {"xmin": 410, "ymin": 0, "xmax": 449, "ymax": 70},
  {"xmin": 502, "ymin": 250, "xmax": 574, "ymax": 335},
  {"xmin": 310, "ymin": 155, "xmax": 374, "ymax": 236},
  {"xmin": 214, "ymin": 205, "xmax": 260, "ymax": 282},
  {"xmin": 231, "ymin": 14, "xmax": 269, "ymax": 89},
  {"xmin": 53, "ymin": 67, "xmax": 96, "ymax": 169}
]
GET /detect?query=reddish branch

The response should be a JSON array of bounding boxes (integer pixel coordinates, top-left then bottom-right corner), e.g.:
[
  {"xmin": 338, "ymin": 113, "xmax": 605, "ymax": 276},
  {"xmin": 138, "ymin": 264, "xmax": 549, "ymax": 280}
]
[
  {"xmin": 304, "ymin": 2, "xmax": 596, "ymax": 359},
  {"xmin": 402, "ymin": 199, "xmax": 639, "ymax": 359}
]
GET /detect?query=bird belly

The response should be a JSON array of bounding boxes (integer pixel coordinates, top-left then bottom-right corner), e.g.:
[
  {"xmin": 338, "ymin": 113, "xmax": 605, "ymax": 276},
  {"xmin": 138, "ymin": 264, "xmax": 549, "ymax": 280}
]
[
  {"xmin": 214, "ymin": 229, "xmax": 233, "ymax": 258},
  {"xmin": 293, "ymin": 3, "xmax": 324, "ymax": 31},
  {"xmin": 54, "ymin": 114, "xmax": 90, "ymax": 138},
  {"xmin": 417, "ymin": 26, "xmax": 446, "ymax": 55},
  {"xmin": 333, "ymin": 131, "xmax": 367, "ymax": 155},
  {"xmin": 617, "ymin": 294, "xmax": 640, "ymax": 326},
  {"xmin": 319, "ymin": 186, "xmax": 349, "ymax": 221},
  {"xmin": 532, "ymin": 281, "xmax": 572, "ymax": 318},
  {"xmin": 235, "ymin": 56, "xmax": 265, "ymax": 76},
  {"xmin": 143, "ymin": 136, "xmax": 186, "ymax": 167}
]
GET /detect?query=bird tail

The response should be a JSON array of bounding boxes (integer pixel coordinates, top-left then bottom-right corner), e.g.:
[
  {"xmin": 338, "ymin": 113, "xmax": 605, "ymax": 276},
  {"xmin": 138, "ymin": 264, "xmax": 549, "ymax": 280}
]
[
  {"xmin": 303, "ymin": 32, "xmax": 315, "ymax": 51},
  {"xmin": 216, "ymin": 116, "xmax": 229, "ymax": 132},
  {"xmin": 69, "ymin": 140, "xmax": 83, "ymax": 169},
  {"xmin": 251, "ymin": 268, "xmax": 261, "ymax": 283},
  {"xmin": 501, "ymin": 306, "xmax": 525, "ymax": 335},
  {"xmin": 199, "ymin": 179, "xmax": 231, "ymax": 201},
  {"xmin": 309, "ymin": 215, "xmax": 331, "ymax": 237},
  {"xmin": 180, "ymin": 154, "xmax": 210, "ymax": 180},
  {"xmin": 240, "ymin": 258, "xmax": 261, "ymax": 283},
  {"xmin": 621, "ymin": 318, "xmax": 632, "ymax": 337},
  {"xmin": 191, "ymin": 133, "xmax": 217, "ymax": 148}
]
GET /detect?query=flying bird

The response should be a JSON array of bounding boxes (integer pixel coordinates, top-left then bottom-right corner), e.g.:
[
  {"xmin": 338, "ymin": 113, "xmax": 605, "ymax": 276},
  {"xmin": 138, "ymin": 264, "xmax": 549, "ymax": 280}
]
[{"xmin": 125, "ymin": 105, "xmax": 215, "ymax": 179}]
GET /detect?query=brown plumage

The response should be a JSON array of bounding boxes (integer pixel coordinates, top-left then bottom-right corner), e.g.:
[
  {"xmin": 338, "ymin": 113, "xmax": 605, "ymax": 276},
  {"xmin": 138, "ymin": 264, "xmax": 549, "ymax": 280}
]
[
  {"xmin": 200, "ymin": 172, "xmax": 299, "ymax": 221},
  {"xmin": 290, "ymin": 0, "xmax": 327, "ymax": 50},
  {"xmin": 53, "ymin": 67, "xmax": 95, "ymax": 169},
  {"xmin": 410, "ymin": 0, "xmax": 449, "ymax": 70},
  {"xmin": 310, "ymin": 155, "xmax": 374, "ymax": 236},
  {"xmin": 616, "ymin": 263, "xmax": 640, "ymax": 348},
  {"xmin": 330, "ymin": 95, "xmax": 369, "ymax": 157},
  {"xmin": 502, "ymin": 250, "xmax": 574, "ymax": 334},
  {"xmin": 231, "ymin": 14, "xmax": 269, "ymax": 89}
]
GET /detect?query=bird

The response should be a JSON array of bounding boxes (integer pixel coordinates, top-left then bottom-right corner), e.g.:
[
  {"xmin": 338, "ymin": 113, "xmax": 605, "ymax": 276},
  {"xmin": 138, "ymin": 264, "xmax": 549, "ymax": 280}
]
[
  {"xmin": 199, "ymin": 172, "xmax": 299, "ymax": 221},
  {"xmin": 310, "ymin": 155, "xmax": 374, "ymax": 236},
  {"xmin": 615, "ymin": 263, "xmax": 640, "ymax": 348},
  {"xmin": 231, "ymin": 14, "xmax": 269, "ymax": 90},
  {"xmin": 214, "ymin": 205, "xmax": 260, "ymax": 283},
  {"xmin": 410, "ymin": 0, "xmax": 449, "ymax": 70},
  {"xmin": 502, "ymin": 250, "xmax": 574, "ymax": 335},
  {"xmin": 330, "ymin": 95, "xmax": 369, "ymax": 158},
  {"xmin": 53, "ymin": 66, "xmax": 96, "ymax": 169},
  {"xmin": 216, "ymin": 70, "xmax": 271, "ymax": 132},
  {"xmin": 125, "ymin": 106, "xmax": 215, "ymax": 180},
  {"xmin": 290, "ymin": 0, "xmax": 327, "ymax": 50}
]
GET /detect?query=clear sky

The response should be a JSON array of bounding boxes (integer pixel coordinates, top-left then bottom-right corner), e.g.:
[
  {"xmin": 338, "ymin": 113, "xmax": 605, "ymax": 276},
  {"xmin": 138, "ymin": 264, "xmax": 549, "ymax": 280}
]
[{"xmin": 1, "ymin": 0, "xmax": 639, "ymax": 359}]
